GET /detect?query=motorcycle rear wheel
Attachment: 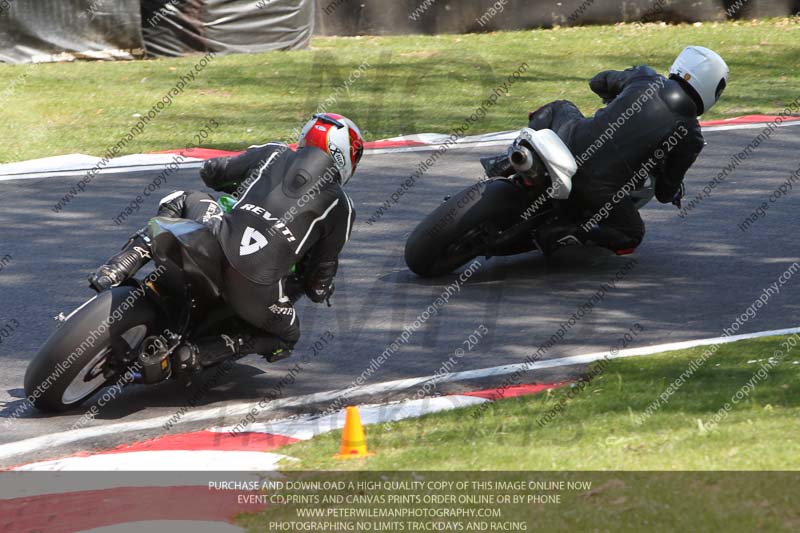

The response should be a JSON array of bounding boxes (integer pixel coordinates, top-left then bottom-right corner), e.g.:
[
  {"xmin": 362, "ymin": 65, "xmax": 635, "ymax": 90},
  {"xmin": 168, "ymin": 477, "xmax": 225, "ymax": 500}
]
[{"xmin": 404, "ymin": 179, "xmax": 529, "ymax": 277}]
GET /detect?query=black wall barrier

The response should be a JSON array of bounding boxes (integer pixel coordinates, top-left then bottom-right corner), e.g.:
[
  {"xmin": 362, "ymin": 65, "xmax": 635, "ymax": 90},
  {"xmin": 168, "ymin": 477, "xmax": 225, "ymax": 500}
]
[
  {"xmin": 314, "ymin": 0, "xmax": 798, "ymax": 36},
  {"xmin": 142, "ymin": 0, "xmax": 313, "ymax": 58},
  {"xmin": 0, "ymin": 0, "xmax": 313, "ymax": 63},
  {"xmin": 0, "ymin": 0, "xmax": 796, "ymax": 62},
  {"xmin": 0, "ymin": 0, "xmax": 144, "ymax": 63}
]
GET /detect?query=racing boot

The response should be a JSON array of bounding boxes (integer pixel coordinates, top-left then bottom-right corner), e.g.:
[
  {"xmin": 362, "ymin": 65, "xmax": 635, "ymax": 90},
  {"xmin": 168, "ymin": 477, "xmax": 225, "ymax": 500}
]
[
  {"xmin": 533, "ymin": 221, "xmax": 586, "ymax": 257},
  {"xmin": 179, "ymin": 334, "xmax": 242, "ymax": 368},
  {"xmin": 88, "ymin": 228, "xmax": 152, "ymax": 292},
  {"xmin": 241, "ymin": 334, "xmax": 294, "ymax": 363},
  {"xmin": 582, "ymin": 226, "xmax": 642, "ymax": 255},
  {"xmin": 479, "ymin": 151, "xmax": 514, "ymax": 178},
  {"xmin": 185, "ymin": 334, "xmax": 293, "ymax": 367}
]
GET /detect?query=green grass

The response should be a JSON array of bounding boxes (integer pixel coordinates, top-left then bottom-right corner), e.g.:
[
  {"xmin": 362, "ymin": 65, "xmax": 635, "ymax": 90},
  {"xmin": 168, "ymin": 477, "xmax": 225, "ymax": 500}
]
[
  {"xmin": 236, "ymin": 471, "xmax": 800, "ymax": 531},
  {"xmin": 278, "ymin": 334, "xmax": 800, "ymax": 470},
  {"xmin": 2, "ymin": 18, "xmax": 799, "ymax": 163},
  {"xmin": 236, "ymin": 335, "xmax": 800, "ymax": 531}
]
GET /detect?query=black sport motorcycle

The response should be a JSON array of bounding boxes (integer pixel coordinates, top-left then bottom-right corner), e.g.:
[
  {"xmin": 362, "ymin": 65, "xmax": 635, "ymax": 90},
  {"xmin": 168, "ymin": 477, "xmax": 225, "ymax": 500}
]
[
  {"xmin": 404, "ymin": 128, "xmax": 655, "ymax": 277},
  {"xmin": 24, "ymin": 217, "xmax": 301, "ymax": 412}
]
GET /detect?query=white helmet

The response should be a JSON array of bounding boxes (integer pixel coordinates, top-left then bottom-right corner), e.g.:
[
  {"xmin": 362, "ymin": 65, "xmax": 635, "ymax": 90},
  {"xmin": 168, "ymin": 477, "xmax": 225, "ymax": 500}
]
[
  {"xmin": 669, "ymin": 46, "xmax": 729, "ymax": 115},
  {"xmin": 298, "ymin": 113, "xmax": 364, "ymax": 186}
]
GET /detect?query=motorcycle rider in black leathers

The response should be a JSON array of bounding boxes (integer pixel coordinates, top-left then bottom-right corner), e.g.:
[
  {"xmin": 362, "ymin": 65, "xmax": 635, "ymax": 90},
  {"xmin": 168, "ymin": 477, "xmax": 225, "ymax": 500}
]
[
  {"xmin": 89, "ymin": 113, "xmax": 363, "ymax": 362},
  {"xmin": 485, "ymin": 46, "xmax": 729, "ymax": 255}
]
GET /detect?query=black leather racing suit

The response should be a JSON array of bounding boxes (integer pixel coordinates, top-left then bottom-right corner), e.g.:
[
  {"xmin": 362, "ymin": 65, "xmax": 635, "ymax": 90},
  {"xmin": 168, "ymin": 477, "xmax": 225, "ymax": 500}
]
[
  {"xmin": 529, "ymin": 65, "xmax": 705, "ymax": 251},
  {"xmin": 163, "ymin": 143, "xmax": 355, "ymax": 352}
]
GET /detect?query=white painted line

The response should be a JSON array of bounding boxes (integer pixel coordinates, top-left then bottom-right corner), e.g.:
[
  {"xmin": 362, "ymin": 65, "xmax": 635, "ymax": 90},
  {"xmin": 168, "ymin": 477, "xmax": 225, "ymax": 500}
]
[
  {"xmin": 443, "ymin": 326, "xmax": 800, "ymax": 382},
  {"xmin": 0, "ymin": 154, "xmax": 100, "ymax": 174},
  {"xmin": 1, "ymin": 326, "xmax": 797, "ymax": 463},
  {"xmin": 211, "ymin": 395, "xmax": 488, "ymax": 440},
  {"xmin": 0, "ymin": 161, "xmax": 204, "ymax": 182},
  {"xmin": 11, "ymin": 397, "xmax": 485, "ymax": 473},
  {"xmin": 2, "ymin": 119, "xmax": 797, "ymax": 181},
  {"xmin": 12, "ymin": 450, "xmax": 293, "ymax": 472},
  {"xmin": 0, "ymin": 471, "xmax": 273, "ymax": 500},
  {"xmin": 368, "ymin": 139, "xmax": 511, "ymax": 155},
  {"xmin": 702, "ymin": 120, "xmax": 800, "ymax": 133},
  {"xmin": 359, "ymin": 120, "xmax": 800, "ymax": 155}
]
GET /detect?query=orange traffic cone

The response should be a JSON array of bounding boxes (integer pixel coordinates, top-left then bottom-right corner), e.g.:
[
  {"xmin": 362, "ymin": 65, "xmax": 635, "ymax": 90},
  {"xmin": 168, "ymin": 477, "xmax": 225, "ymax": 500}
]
[{"xmin": 334, "ymin": 406, "xmax": 374, "ymax": 458}]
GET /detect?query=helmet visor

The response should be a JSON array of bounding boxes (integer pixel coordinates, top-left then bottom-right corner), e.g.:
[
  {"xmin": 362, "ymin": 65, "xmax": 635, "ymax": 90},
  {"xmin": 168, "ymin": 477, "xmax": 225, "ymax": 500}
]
[
  {"xmin": 714, "ymin": 78, "xmax": 727, "ymax": 101},
  {"xmin": 353, "ymin": 141, "xmax": 364, "ymax": 166}
]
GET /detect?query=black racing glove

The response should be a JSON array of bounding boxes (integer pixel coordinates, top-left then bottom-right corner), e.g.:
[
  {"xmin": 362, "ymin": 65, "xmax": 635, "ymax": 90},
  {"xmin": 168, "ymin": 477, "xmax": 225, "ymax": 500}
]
[
  {"xmin": 313, "ymin": 282, "xmax": 335, "ymax": 306},
  {"xmin": 304, "ymin": 260, "xmax": 337, "ymax": 305},
  {"xmin": 307, "ymin": 280, "xmax": 335, "ymax": 305},
  {"xmin": 199, "ymin": 157, "xmax": 231, "ymax": 190}
]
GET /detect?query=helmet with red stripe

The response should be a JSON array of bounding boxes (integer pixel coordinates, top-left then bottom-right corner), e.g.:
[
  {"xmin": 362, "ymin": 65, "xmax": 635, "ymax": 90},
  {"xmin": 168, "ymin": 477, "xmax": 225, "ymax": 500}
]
[{"xmin": 298, "ymin": 113, "xmax": 364, "ymax": 186}]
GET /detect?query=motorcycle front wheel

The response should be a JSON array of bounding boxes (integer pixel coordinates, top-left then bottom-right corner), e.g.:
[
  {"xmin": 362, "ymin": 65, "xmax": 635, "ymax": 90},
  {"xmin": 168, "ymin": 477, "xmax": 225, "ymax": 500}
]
[{"xmin": 24, "ymin": 286, "xmax": 159, "ymax": 412}]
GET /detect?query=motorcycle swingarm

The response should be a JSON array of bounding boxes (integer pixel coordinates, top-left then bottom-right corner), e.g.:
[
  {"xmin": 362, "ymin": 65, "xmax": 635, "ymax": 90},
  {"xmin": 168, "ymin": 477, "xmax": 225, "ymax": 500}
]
[{"xmin": 482, "ymin": 209, "xmax": 554, "ymax": 256}]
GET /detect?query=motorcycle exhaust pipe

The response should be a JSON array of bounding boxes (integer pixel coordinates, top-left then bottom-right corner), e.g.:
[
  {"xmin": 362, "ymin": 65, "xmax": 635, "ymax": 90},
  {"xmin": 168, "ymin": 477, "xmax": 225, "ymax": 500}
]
[{"xmin": 509, "ymin": 145, "xmax": 535, "ymax": 173}]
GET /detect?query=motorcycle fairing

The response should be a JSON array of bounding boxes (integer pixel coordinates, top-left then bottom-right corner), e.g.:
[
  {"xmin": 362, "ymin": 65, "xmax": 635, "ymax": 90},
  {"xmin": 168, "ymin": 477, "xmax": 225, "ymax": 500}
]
[
  {"xmin": 517, "ymin": 128, "xmax": 577, "ymax": 200},
  {"xmin": 148, "ymin": 217, "xmax": 225, "ymax": 307}
]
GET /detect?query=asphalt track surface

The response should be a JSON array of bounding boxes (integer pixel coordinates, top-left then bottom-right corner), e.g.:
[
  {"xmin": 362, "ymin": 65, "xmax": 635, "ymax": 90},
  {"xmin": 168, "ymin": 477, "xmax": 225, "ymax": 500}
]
[{"xmin": 1, "ymin": 125, "xmax": 799, "ymax": 465}]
